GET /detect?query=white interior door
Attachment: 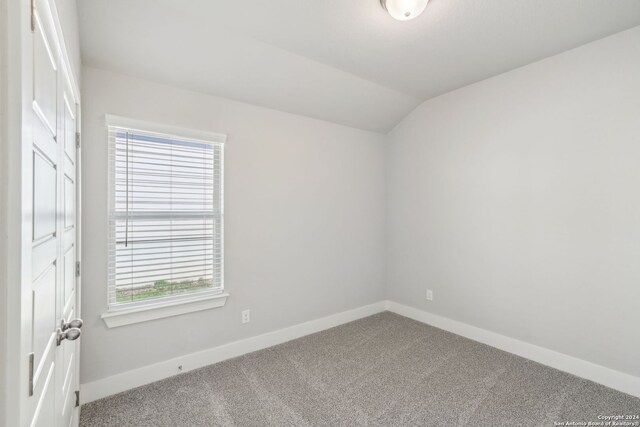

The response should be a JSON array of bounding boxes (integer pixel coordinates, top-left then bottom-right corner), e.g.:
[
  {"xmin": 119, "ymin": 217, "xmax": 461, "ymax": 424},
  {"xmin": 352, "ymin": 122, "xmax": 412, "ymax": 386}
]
[
  {"xmin": 26, "ymin": 0, "xmax": 81, "ymax": 425},
  {"xmin": 58, "ymin": 67, "xmax": 80, "ymax": 427}
]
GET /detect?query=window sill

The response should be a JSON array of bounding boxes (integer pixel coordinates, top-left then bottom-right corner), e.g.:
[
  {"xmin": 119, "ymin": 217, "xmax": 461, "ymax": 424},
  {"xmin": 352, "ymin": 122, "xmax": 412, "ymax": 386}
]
[{"xmin": 101, "ymin": 293, "xmax": 229, "ymax": 328}]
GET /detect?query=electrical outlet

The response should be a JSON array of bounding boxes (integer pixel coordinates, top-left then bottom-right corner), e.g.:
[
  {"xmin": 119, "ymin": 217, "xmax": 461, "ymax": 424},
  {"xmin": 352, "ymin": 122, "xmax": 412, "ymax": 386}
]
[
  {"xmin": 241, "ymin": 309, "xmax": 251, "ymax": 324},
  {"xmin": 426, "ymin": 289, "xmax": 433, "ymax": 301}
]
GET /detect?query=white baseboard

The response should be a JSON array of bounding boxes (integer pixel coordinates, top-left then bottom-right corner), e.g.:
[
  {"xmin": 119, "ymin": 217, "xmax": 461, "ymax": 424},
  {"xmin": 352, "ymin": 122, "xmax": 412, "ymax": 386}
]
[
  {"xmin": 385, "ymin": 300, "xmax": 640, "ymax": 399},
  {"xmin": 80, "ymin": 301, "xmax": 386, "ymax": 404},
  {"xmin": 81, "ymin": 299, "xmax": 640, "ymax": 404}
]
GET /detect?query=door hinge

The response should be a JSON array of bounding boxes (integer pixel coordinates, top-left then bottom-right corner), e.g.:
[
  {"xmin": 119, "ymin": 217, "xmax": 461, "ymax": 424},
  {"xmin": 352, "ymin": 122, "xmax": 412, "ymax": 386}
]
[
  {"xmin": 30, "ymin": 0, "xmax": 36, "ymax": 32},
  {"xmin": 75, "ymin": 390, "xmax": 80, "ymax": 407},
  {"xmin": 28, "ymin": 352, "xmax": 34, "ymax": 397},
  {"xmin": 76, "ymin": 132, "xmax": 81, "ymax": 148},
  {"xmin": 75, "ymin": 261, "xmax": 81, "ymax": 277}
]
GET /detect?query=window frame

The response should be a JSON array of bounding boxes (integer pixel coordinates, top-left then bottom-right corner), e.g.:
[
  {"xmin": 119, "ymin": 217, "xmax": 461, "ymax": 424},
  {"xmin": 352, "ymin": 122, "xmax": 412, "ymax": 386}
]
[{"xmin": 102, "ymin": 115, "xmax": 228, "ymax": 327}]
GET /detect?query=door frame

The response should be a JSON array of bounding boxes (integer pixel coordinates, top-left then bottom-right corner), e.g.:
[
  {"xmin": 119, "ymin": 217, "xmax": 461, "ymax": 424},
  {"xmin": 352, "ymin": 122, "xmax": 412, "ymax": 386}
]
[
  {"xmin": 0, "ymin": 0, "xmax": 11, "ymax": 423},
  {"xmin": 2, "ymin": 0, "xmax": 28, "ymax": 425},
  {"xmin": 1, "ymin": 0, "xmax": 81, "ymax": 425}
]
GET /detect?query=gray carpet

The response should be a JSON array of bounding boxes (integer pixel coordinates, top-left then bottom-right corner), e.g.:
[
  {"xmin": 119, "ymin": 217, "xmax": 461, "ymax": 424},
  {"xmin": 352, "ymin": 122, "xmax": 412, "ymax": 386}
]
[{"xmin": 80, "ymin": 312, "xmax": 640, "ymax": 426}]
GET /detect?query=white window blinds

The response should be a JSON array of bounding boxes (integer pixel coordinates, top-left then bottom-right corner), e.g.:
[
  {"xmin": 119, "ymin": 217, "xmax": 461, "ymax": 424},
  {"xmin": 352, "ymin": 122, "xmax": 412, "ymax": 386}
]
[{"xmin": 108, "ymin": 122, "xmax": 224, "ymax": 310}]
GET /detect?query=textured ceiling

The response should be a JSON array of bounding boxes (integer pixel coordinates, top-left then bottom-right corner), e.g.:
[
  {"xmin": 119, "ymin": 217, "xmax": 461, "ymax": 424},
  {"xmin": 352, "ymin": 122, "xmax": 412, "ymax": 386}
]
[{"xmin": 78, "ymin": 0, "xmax": 640, "ymax": 133}]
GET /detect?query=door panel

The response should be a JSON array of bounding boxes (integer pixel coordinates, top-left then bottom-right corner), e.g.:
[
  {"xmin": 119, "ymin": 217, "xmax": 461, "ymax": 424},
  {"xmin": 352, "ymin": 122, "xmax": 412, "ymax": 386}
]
[
  {"xmin": 61, "ymin": 311, "xmax": 75, "ymax": 422},
  {"xmin": 59, "ymin": 68, "xmax": 79, "ymax": 427},
  {"xmin": 63, "ymin": 246, "xmax": 75, "ymax": 311},
  {"xmin": 64, "ymin": 175, "xmax": 74, "ymax": 230},
  {"xmin": 31, "ymin": 363, "xmax": 56, "ymax": 427},
  {"xmin": 26, "ymin": 1, "xmax": 80, "ymax": 426},
  {"xmin": 33, "ymin": 12, "xmax": 57, "ymax": 138},
  {"xmin": 29, "ymin": 6, "xmax": 60, "ymax": 425},
  {"xmin": 63, "ymin": 95, "xmax": 76, "ymax": 165},
  {"xmin": 31, "ymin": 236, "xmax": 57, "ymax": 288},
  {"xmin": 31, "ymin": 265, "xmax": 56, "ymax": 388},
  {"xmin": 33, "ymin": 150, "xmax": 57, "ymax": 242}
]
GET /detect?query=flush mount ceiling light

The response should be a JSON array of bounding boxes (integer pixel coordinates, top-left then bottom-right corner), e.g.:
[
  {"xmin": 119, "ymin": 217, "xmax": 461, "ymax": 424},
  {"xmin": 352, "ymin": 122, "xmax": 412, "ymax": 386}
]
[{"xmin": 380, "ymin": 0, "xmax": 429, "ymax": 21}]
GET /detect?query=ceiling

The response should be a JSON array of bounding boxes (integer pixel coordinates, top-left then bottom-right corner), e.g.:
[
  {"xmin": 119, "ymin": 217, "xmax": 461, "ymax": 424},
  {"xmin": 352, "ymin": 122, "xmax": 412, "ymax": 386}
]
[{"xmin": 78, "ymin": 0, "xmax": 640, "ymax": 133}]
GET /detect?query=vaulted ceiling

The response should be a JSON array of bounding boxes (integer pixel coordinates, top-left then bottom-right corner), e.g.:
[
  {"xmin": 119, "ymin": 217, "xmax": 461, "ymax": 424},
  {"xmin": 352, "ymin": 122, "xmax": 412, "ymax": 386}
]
[{"xmin": 78, "ymin": 0, "xmax": 640, "ymax": 133}]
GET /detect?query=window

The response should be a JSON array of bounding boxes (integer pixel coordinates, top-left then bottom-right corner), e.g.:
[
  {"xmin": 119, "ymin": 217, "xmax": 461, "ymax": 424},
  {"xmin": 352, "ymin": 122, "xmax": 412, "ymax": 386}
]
[{"xmin": 107, "ymin": 117, "xmax": 225, "ymax": 313}]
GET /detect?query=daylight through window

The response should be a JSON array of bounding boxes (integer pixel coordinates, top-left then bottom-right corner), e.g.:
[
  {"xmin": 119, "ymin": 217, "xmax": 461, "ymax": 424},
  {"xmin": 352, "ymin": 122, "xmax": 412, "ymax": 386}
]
[{"xmin": 107, "ymin": 123, "xmax": 224, "ymax": 309}]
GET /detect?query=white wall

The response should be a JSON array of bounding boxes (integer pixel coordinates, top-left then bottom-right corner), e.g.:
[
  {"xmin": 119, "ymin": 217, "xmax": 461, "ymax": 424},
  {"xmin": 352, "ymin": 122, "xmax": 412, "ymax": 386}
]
[
  {"xmin": 386, "ymin": 26, "xmax": 640, "ymax": 377},
  {"xmin": 80, "ymin": 66, "xmax": 386, "ymax": 384}
]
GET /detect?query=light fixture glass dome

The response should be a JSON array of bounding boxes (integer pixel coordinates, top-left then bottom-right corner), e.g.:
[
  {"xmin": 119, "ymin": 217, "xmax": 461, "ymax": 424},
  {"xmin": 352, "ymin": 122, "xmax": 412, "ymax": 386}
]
[{"xmin": 380, "ymin": 0, "xmax": 429, "ymax": 21}]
